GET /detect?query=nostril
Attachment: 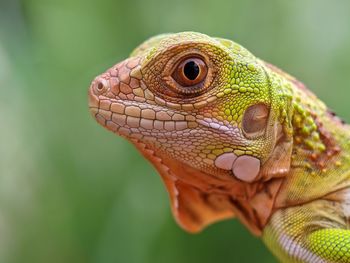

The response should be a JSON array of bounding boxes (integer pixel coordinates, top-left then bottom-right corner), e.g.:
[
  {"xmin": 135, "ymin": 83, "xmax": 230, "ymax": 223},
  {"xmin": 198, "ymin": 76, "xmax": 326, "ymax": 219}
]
[
  {"xmin": 92, "ymin": 78, "xmax": 108, "ymax": 95},
  {"xmin": 97, "ymin": 82, "xmax": 104, "ymax": 91}
]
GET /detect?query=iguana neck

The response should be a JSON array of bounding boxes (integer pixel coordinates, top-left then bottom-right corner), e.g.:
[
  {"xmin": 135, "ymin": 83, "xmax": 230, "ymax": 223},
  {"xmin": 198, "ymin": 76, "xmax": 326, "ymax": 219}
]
[
  {"xmin": 276, "ymin": 77, "xmax": 350, "ymax": 207},
  {"xmin": 291, "ymin": 77, "xmax": 350, "ymax": 169}
]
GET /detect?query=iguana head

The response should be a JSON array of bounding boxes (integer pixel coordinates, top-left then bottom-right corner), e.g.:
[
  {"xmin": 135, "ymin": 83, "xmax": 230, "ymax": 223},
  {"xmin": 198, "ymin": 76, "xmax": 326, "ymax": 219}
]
[{"xmin": 88, "ymin": 32, "xmax": 322, "ymax": 234}]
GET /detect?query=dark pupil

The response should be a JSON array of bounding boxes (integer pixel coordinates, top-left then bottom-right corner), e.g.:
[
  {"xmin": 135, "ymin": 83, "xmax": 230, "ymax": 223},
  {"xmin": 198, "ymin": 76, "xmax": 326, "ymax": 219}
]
[{"xmin": 183, "ymin": 61, "xmax": 200, "ymax": 80}]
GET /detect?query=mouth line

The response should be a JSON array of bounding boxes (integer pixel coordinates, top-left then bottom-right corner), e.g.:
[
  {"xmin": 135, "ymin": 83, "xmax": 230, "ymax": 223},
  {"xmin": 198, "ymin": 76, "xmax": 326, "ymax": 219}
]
[
  {"xmin": 95, "ymin": 96, "xmax": 177, "ymax": 113},
  {"xmin": 90, "ymin": 97, "xmax": 199, "ymax": 135},
  {"xmin": 90, "ymin": 96, "xmax": 244, "ymax": 140}
]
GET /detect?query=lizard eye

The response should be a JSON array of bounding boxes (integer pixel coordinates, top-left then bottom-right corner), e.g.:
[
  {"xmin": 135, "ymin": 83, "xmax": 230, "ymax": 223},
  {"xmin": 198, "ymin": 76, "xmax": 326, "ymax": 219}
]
[{"xmin": 172, "ymin": 57, "xmax": 208, "ymax": 87}]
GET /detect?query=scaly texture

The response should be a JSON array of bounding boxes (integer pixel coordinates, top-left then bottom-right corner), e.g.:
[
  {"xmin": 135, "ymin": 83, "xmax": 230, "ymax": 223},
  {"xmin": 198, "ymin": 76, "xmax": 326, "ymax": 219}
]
[{"xmin": 88, "ymin": 32, "xmax": 350, "ymax": 262}]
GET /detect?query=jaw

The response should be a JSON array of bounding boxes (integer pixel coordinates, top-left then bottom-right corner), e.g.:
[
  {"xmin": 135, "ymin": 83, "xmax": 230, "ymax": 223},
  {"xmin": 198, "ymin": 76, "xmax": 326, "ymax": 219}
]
[{"xmin": 89, "ymin": 91, "xmax": 252, "ymax": 181}]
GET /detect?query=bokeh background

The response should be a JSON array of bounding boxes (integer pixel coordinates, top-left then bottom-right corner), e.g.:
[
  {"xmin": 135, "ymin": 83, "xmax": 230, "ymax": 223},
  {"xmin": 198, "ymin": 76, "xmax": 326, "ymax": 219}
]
[{"xmin": 1, "ymin": 0, "xmax": 350, "ymax": 262}]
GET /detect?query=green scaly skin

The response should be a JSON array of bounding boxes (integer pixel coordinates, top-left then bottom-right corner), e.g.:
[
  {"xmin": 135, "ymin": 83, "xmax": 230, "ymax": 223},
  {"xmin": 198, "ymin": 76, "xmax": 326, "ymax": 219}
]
[{"xmin": 89, "ymin": 32, "xmax": 350, "ymax": 263}]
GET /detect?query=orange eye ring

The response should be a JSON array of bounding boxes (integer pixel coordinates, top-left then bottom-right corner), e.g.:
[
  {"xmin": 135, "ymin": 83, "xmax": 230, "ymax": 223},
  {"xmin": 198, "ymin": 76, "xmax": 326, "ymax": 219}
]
[{"xmin": 172, "ymin": 57, "xmax": 208, "ymax": 87}]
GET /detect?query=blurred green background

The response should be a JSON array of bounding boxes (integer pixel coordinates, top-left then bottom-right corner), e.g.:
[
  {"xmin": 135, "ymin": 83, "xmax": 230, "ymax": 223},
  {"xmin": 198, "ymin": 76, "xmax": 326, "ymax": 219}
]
[{"xmin": 1, "ymin": 0, "xmax": 350, "ymax": 262}]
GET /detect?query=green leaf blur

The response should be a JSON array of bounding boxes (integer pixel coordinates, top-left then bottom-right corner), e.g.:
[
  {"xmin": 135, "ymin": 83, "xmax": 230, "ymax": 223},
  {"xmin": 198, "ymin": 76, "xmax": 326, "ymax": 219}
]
[{"xmin": 1, "ymin": 0, "xmax": 350, "ymax": 262}]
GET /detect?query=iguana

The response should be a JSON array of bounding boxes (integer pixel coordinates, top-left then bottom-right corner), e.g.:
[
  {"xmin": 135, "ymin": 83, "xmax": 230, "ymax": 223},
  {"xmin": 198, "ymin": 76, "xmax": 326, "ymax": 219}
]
[{"xmin": 88, "ymin": 32, "xmax": 350, "ymax": 262}]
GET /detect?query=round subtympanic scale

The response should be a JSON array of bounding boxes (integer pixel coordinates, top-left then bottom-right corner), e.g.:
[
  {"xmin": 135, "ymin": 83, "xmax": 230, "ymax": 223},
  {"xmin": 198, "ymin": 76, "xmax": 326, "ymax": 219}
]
[
  {"xmin": 214, "ymin": 152, "xmax": 237, "ymax": 170},
  {"xmin": 232, "ymin": 155, "xmax": 261, "ymax": 182}
]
